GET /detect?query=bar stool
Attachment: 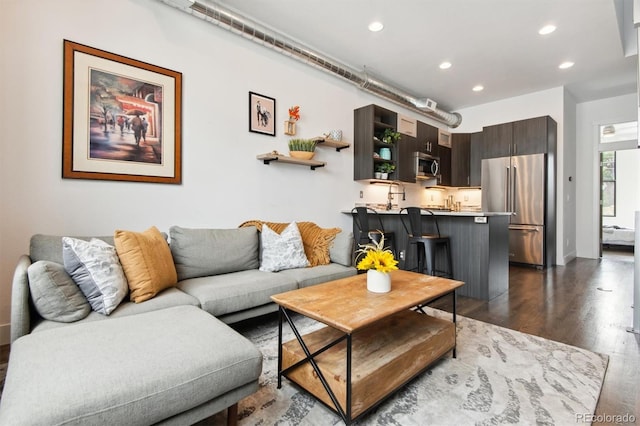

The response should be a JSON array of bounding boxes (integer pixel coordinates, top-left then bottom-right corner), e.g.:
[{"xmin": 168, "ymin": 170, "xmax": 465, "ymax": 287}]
[
  {"xmin": 351, "ymin": 207, "xmax": 397, "ymax": 257},
  {"xmin": 399, "ymin": 207, "xmax": 453, "ymax": 278}
]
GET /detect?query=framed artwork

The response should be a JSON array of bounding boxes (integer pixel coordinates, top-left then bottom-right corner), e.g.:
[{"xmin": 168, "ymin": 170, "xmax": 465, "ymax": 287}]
[
  {"xmin": 249, "ymin": 91, "xmax": 276, "ymax": 136},
  {"xmin": 62, "ymin": 40, "xmax": 182, "ymax": 184}
]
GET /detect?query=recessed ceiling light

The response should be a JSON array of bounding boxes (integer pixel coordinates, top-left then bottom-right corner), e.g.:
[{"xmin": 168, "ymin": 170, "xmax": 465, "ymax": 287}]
[
  {"xmin": 558, "ymin": 61, "xmax": 574, "ymax": 69},
  {"xmin": 439, "ymin": 61, "xmax": 452, "ymax": 70},
  {"xmin": 538, "ymin": 25, "xmax": 556, "ymax": 35},
  {"xmin": 368, "ymin": 21, "xmax": 384, "ymax": 32},
  {"xmin": 472, "ymin": 85, "xmax": 484, "ymax": 92}
]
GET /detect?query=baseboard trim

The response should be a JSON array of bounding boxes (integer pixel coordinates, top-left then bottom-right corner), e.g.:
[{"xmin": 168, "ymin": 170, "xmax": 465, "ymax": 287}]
[
  {"xmin": 563, "ymin": 251, "xmax": 577, "ymax": 265},
  {"xmin": 0, "ymin": 323, "xmax": 10, "ymax": 346}
]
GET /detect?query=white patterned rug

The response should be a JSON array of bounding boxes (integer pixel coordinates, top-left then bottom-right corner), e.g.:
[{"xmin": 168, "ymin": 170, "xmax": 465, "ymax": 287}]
[{"xmin": 208, "ymin": 308, "xmax": 608, "ymax": 426}]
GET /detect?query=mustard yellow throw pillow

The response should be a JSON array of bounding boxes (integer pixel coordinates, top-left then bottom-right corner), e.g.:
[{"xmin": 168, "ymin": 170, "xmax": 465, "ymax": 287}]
[{"xmin": 114, "ymin": 226, "xmax": 177, "ymax": 303}]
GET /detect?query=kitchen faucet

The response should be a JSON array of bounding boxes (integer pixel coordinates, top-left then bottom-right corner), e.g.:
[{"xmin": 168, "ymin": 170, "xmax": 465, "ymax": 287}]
[{"xmin": 386, "ymin": 181, "xmax": 406, "ymax": 210}]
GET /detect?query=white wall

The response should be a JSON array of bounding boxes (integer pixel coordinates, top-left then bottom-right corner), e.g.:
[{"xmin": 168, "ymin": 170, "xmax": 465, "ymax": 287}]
[
  {"xmin": 453, "ymin": 87, "xmax": 569, "ymax": 265},
  {"xmin": 576, "ymin": 93, "xmax": 637, "ymax": 258},
  {"xmin": 0, "ymin": 0, "xmax": 446, "ymax": 344}
]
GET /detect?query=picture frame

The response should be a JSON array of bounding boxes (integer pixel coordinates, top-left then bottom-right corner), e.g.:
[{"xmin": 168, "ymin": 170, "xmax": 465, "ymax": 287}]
[
  {"xmin": 62, "ymin": 40, "xmax": 182, "ymax": 184},
  {"xmin": 249, "ymin": 91, "xmax": 276, "ymax": 136}
]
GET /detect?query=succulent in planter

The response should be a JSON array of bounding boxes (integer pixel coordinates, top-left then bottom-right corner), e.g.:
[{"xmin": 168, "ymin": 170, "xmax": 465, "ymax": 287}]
[
  {"xmin": 375, "ymin": 162, "xmax": 396, "ymax": 179},
  {"xmin": 381, "ymin": 128, "xmax": 401, "ymax": 144},
  {"xmin": 376, "ymin": 162, "xmax": 396, "ymax": 174},
  {"xmin": 288, "ymin": 138, "xmax": 317, "ymax": 160}
]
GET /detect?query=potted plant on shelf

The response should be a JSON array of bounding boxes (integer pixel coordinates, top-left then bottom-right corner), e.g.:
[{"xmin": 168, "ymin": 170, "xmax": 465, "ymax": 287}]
[
  {"xmin": 381, "ymin": 128, "xmax": 401, "ymax": 144},
  {"xmin": 376, "ymin": 162, "xmax": 395, "ymax": 179},
  {"xmin": 288, "ymin": 138, "xmax": 317, "ymax": 160}
]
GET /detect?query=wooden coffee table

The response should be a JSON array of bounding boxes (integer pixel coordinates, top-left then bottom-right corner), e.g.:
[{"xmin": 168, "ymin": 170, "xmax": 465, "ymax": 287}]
[{"xmin": 270, "ymin": 269, "xmax": 464, "ymax": 424}]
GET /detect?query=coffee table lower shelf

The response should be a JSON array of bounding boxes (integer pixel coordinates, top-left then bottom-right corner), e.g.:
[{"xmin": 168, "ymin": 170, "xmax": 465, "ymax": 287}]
[{"xmin": 281, "ymin": 309, "xmax": 455, "ymax": 422}]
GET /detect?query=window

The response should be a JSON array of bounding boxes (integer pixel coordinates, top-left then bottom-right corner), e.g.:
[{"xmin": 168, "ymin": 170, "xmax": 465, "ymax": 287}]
[{"xmin": 600, "ymin": 151, "xmax": 616, "ymax": 217}]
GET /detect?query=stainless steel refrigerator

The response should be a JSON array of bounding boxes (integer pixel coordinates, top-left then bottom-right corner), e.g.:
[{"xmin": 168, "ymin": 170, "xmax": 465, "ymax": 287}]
[{"xmin": 481, "ymin": 153, "xmax": 546, "ymax": 266}]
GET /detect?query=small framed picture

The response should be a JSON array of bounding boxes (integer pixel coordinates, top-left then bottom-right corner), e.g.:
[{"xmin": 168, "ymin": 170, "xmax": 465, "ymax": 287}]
[{"xmin": 249, "ymin": 91, "xmax": 276, "ymax": 136}]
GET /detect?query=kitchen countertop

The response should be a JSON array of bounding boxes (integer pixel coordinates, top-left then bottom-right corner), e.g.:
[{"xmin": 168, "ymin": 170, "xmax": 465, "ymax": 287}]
[{"xmin": 342, "ymin": 208, "xmax": 512, "ymax": 217}]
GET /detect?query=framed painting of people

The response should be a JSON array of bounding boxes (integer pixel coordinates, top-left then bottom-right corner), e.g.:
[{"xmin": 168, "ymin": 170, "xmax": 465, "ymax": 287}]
[
  {"xmin": 249, "ymin": 91, "xmax": 276, "ymax": 136},
  {"xmin": 62, "ymin": 40, "xmax": 182, "ymax": 184}
]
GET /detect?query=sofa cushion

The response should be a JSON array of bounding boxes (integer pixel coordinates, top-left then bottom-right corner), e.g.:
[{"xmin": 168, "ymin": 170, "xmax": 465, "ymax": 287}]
[
  {"xmin": 62, "ymin": 237, "xmax": 128, "ymax": 315},
  {"xmin": 30, "ymin": 234, "xmax": 115, "ymax": 265},
  {"xmin": 240, "ymin": 221, "xmax": 340, "ymax": 267},
  {"xmin": 177, "ymin": 269, "xmax": 298, "ymax": 317},
  {"xmin": 329, "ymin": 230, "xmax": 354, "ymax": 267},
  {"xmin": 278, "ymin": 263, "xmax": 358, "ymax": 288},
  {"xmin": 27, "ymin": 260, "xmax": 91, "ymax": 322},
  {"xmin": 0, "ymin": 306, "xmax": 263, "ymax": 426},
  {"xmin": 30, "ymin": 287, "xmax": 201, "ymax": 334},
  {"xmin": 259, "ymin": 222, "xmax": 309, "ymax": 272},
  {"xmin": 170, "ymin": 226, "xmax": 260, "ymax": 281},
  {"xmin": 114, "ymin": 226, "xmax": 177, "ymax": 303}
]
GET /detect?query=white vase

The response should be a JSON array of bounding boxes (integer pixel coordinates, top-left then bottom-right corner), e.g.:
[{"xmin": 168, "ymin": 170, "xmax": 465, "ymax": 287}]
[{"xmin": 367, "ymin": 269, "xmax": 391, "ymax": 293}]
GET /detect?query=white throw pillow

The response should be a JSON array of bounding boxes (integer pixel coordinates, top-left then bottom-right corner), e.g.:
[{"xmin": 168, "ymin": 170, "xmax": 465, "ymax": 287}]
[
  {"xmin": 62, "ymin": 237, "xmax": 128, "ymax": 315},
  {"xmin": 259, "ymin": 222, "xmax": 310, "ymax": 272}
]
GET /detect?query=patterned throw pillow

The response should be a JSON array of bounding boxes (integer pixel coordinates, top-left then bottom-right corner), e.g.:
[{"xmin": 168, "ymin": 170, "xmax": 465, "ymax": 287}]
[
  {"xmin": 62, "ymin": 237, "xmax": 128, "ymax": 315},
  {"xmin": 239, "ymin": 220, "xmax": 341, "ymax": 266},
  {"xmin": 259, "ymin": 222, "xmax": 310, "ymax": 272}
]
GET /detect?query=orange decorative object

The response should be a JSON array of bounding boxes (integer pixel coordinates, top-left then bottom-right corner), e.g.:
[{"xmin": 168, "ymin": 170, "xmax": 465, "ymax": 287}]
[{"xmin": 288, "ymin": 105, "xmax": 300, "ymax": 121}]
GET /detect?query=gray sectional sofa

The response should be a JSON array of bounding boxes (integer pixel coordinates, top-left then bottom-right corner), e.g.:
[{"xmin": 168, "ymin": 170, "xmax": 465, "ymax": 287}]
[{"xmin": 1, "ymin": 225, "xmax": 356, "ymax": 425}]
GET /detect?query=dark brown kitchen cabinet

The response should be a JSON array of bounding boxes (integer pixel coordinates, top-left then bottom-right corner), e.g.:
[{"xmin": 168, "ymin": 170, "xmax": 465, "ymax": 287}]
[
  {"xmin": 416, "ymin": 121, "xmax": 439, "ymax": 156},
  {"xmin": 438, "ymin": 146, "xmax": 451, "ymax": 186},
  {"xmin": 354, "ymin": 104, "xmax": 398, "ymax": 181},
  {"xmin": 482, "ymin": 116, "xmax": 556, "ymax": 158},
  {"xmin": 396, "ymin": 133, "xmax": 418, "ymax": 182},
  {"xmin": 512, "ymin": 116, "xmax": 555, "ymax": 155},
  {"xmin": 451, "ymin": 133, "xmax": 470, "ymax": 187},
  {"xmin": 469, "ymin": 131, "xmax": 483, "ymax": 186},
  {"xmin": 482, "ymin": 122, "xmax": 513, "ymax": 158}
]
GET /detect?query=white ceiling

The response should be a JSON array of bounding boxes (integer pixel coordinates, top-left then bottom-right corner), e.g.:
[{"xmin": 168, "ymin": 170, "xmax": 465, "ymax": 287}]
[{"xmin": 214, "ymin": 0, "xmax": 638, "ymax": 113}]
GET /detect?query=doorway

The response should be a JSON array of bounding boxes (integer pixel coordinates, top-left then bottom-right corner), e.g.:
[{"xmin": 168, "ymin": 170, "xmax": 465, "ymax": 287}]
[{"xmin": 597, "ymin": 121, "xmax": 638, "ymax": 259}]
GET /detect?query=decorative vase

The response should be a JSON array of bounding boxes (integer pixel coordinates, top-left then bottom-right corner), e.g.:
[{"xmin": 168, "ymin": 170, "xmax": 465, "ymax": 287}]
[
  {"xmin": 289, "ymin": 150, "xmax": 315, "ymax": 160},
  {"xmin": 380, "ymin": 172, "xmax": 388, "ymax": 180},
  {"xmin": 367, "ymin": 269, "xmax": 391, "ymax": 293},
  {"xmin": 285, "ymin": 120, "xmax": 297, "ymax": 135},
  {"xmin": 374, "ymin": 172, "xmax": 382, "ymax": 179},
  {"xmin": 379, "ymin": 147, "xmax": 391, "ymax": 160}
]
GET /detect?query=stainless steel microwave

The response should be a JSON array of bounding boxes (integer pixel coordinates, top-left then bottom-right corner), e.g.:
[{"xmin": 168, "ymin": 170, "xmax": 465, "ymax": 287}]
[{"xmin": 414, "ymin": 152, "xmax": 440, "ymax": 181}]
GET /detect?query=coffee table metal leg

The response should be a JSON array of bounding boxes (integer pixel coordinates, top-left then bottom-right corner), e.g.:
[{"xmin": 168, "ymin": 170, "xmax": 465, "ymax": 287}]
[
  {"xmin": 346, "ymin": 333, "xmax": 352, "ymax": 424},
  {"xmin": 279, "ymin": 307, "xmax": 349, "ymax": 423},
  {"xmin": 452, "ymin": 290, "xmax": 457, "ymax": 359},
  {"xmin": 277, "ymin": 307, "xmax": 283, "ymax": 389}
]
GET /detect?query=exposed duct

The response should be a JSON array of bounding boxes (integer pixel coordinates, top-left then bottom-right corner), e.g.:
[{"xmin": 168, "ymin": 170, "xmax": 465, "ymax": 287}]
[{"xmin": 158, "ymin": 0, "xmax": 463, "ymax": 128}]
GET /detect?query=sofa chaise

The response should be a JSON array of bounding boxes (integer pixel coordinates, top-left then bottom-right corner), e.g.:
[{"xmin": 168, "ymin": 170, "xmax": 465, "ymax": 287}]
[{"xmin": 0, "ymin": 223, "xmax": 356, "ymax": 425}]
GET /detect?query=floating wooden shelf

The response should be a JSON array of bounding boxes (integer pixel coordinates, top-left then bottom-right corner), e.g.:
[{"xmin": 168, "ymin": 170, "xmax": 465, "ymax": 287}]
[
  {"xmin": 311, "ymin": 136, "xmax": 350, "ymax": 152},
  {"xmin": 257, "ymin": 152, "xmax": 326, "ymax": 170}
]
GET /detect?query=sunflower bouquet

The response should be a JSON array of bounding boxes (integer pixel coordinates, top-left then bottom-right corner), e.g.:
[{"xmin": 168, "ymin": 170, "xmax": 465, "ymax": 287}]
[{"xmin": 355, "ymin": 231, "xmax": 399, "ymax": 273}]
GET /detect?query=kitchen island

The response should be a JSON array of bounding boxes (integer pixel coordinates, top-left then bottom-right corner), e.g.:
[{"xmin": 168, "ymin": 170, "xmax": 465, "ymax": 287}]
[{"xmin": 344, "ymin": 209, "xmax": 511, "ymax": 300}]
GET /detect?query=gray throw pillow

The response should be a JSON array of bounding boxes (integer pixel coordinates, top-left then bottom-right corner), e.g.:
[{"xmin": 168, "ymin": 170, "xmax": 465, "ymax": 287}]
[
  {"xmin": 62, "ymin": 237, "xmax": 128, "ymax": 315},
  {"xmin": 170, "ymin": 226, "xmax": 260, "ymax": 280},
  {"xmin": 27, "ymin": 260, "xmax": 91, "ymax": 322},
  {"xmin": 259, "ymin": 222, "xmax": 310, "ymax": 272}
]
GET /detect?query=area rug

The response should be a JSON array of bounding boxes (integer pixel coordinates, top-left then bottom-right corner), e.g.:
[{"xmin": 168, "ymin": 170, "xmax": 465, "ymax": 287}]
[{"xmin": 210, "ymin": 308, "xmax": 608, "ymax": 425}]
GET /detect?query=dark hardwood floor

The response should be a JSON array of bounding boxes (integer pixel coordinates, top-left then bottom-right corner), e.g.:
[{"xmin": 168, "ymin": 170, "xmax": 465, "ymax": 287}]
[
  {"xmin": 1, "ymin": 250, "xmax": 637, "ymax": 423},
  {"xmin": 433, "ymin": 249, "xmax": 638, "ymax": 424}
]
